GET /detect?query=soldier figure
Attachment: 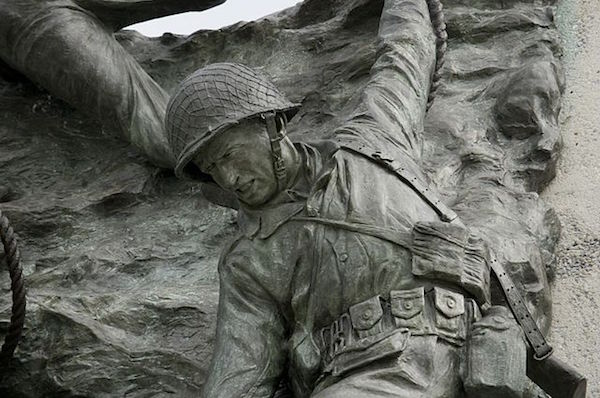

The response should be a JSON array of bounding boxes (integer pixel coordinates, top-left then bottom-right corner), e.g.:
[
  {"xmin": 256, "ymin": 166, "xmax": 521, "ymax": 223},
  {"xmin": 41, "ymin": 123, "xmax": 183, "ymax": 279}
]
[{"xmin": 163, "ymin": 0, "xmax": 532, "ymax": 397}]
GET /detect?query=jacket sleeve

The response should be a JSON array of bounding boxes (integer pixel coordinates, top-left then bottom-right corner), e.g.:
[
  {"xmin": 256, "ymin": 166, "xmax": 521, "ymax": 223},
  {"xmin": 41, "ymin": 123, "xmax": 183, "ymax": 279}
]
[
  {"xmin": 202, "ymin": 247, "xmax": 287, "ymax": 398},
  {"xmin": 334, "ymin": 0, "xmax": 436, "ymax": 162},
  {"xmin": 73, "ymin": 0, "xmax": 226, "ymax": 30}
]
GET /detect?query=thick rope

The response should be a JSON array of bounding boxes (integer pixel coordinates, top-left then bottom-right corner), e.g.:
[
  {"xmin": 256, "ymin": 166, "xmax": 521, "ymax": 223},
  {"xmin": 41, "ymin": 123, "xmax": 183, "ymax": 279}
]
[
  {"xmin": 425, "ymin": 0, "xmax": 448, "ymax": 111},
  {"xmin": 0, "ymin": 210, "xmax": 26, "ymax": 361}
]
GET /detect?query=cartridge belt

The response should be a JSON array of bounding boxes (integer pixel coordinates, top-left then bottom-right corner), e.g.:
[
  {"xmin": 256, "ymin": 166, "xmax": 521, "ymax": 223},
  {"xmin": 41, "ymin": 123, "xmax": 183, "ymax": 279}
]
[{"xmin": 318, "ymin": 286, "xmax": 480, "ymax": 377}]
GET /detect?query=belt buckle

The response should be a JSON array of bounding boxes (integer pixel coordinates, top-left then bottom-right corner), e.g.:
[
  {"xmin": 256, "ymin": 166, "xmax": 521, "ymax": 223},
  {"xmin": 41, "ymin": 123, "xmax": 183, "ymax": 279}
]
[
  {"xmin": 320, "ymin": 326, "xmax": 331, "ymax": 359},
  {"xmin": 330, "ymin": 314, "xmax": 350, "ymax": 356}
]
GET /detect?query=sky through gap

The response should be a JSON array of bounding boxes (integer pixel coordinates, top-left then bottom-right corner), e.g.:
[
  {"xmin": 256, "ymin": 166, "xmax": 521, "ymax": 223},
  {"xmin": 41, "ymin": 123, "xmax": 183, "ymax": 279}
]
[{"xmin": 127, "ymin": 0, "xmax": 301, "ymax": 36}]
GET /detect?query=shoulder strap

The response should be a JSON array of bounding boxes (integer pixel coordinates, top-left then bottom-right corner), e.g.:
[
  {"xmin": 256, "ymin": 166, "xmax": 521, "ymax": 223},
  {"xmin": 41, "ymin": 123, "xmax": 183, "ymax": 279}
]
[
  {"xmin": 292, "ymin": 216, "xmax": 412, "ymax": 250},
  {"xmin": 489, "ymin": 254, "xmax": 553, "ymax": 360},
  {"xmin": 335, "ymin": 139, "xmax": 458, "ymax": 223},
  {"xmin": 263, "ymin": 112, "xmax": 287, "ymax": 191}
]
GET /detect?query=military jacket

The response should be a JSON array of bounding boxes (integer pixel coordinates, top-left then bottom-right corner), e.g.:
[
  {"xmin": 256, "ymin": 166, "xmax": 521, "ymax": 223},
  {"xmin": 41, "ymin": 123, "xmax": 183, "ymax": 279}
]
[{"xmin": 202, "ymin": 0, "xmax": 445, "ymax": 396}]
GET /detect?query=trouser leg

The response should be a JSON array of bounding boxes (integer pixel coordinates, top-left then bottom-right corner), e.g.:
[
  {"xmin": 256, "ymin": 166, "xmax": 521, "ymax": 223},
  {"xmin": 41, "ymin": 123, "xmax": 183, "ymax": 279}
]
[
  {"xmin": 311, "ymin": 336, "xmax": 464, "ymax": 398},
  {"xmin": 0, "ymin": 0, "xmax": 175, "ymax": 167}
]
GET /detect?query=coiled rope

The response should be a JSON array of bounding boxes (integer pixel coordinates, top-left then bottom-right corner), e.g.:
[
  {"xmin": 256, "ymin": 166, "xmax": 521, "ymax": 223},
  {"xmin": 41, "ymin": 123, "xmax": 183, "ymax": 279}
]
[
  {"xmin": 0, "ymin": 209, "xmax": 26, "ymax": 361},
  {"xmin": 426, "ymin": 0, "xmax": 448, "ymax": 111}
]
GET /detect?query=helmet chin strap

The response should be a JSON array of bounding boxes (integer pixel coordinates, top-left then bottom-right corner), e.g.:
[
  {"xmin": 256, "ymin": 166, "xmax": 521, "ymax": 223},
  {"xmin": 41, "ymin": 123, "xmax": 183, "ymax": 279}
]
[{"xmin": 262, "ymin": 112, "xmax": 287, "ymax": 192}]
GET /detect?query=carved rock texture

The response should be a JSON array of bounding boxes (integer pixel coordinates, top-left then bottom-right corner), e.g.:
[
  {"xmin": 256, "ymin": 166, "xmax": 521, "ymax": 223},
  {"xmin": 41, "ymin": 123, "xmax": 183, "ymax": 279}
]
[{"xmin": 0, "ymin": 0, "xmax": 562, "ymax": 396}]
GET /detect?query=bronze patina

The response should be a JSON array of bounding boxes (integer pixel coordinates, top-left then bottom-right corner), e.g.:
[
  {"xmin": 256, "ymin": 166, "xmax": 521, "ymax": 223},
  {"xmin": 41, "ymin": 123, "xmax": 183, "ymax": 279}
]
[{"xmin": 0, "ymin": 0, "xmax": 587, "ymax": 396}]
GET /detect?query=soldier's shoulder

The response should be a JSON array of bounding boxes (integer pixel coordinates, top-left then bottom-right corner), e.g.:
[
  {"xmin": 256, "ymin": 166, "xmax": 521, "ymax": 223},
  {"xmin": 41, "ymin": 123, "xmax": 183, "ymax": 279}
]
[
  {"xmin": 218, "ymin": 233, "xmax": 254, "ymax": 263},
  {"xmin": 217, "ymin": 231, "xmax": 285, "ymax": 273},
  {"xmin": 216, "ymin": 234, "xmax": 255, "ymax": 279}
]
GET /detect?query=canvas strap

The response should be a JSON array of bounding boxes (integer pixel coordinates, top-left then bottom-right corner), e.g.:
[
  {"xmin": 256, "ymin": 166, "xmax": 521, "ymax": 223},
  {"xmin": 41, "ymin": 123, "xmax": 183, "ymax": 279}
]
[
  {"xmin": 262, "ymin": 112, "xmax": 287, "ymax": 191},
  {"xmin": 489, "ymin": 254, "xmax": 553, "ymax": 360}
]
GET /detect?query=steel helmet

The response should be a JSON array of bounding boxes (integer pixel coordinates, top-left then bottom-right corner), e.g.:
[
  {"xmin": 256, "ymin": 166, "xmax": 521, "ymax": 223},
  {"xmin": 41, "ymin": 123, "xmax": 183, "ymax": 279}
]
[{"xmin": 165, "ymin": 62, "xmax": 300, "ymax": 181}]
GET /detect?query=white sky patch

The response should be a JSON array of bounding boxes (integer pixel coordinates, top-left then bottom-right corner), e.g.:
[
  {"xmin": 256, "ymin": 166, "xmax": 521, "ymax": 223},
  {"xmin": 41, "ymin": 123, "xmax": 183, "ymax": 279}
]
[{"xmin": 127, "ymin": 0, "xmax": 301, "ymax": 37}]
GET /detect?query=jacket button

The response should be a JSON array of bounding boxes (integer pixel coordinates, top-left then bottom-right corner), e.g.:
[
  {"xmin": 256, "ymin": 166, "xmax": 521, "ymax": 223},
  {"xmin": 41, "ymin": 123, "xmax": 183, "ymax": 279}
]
[
  {"xmin": 447, "ymin": 297, "xmax": 456, "ymax": 309},
  {"xmin": 339, "ymin": 253, "xmax": 348, "ymax": 262},
  {"xmin": 403, "ymin": 301, "xmax": 413, "ymax": 310},
  {"xmin": 362, "ymin": 310, "xmax": 372, "ymax": 320},
  {"xmin": 307, "ymin": 206, "xmax": 319, "ymax": 217}
]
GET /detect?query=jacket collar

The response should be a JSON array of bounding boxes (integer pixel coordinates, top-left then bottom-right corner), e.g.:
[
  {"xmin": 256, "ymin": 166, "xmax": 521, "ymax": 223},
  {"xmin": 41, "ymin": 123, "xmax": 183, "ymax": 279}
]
[
  {"xmin": 236, "ymin": 141, "xmax": 326, "ymax": 239},
  {"xmin": 238, "ymin": 199, "xmax": 305, "ymax": 239}
]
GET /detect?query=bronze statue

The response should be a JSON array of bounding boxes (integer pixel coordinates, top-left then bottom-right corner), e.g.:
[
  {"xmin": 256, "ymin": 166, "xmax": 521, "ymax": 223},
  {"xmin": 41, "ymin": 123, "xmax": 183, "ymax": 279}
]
[
  {"xmin": 0, "ymin": 0, "xmax": 587, "ymax": 396},
  {"xmin": 164, "ymin": 1, "xmax": 569, "ymax": 396}
]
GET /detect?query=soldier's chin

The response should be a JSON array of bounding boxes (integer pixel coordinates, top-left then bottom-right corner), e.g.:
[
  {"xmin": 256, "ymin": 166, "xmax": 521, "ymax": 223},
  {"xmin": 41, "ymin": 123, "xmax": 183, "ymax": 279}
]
[
  {"xmin": 238, "ymin": 186, "xmax": 275, "ymax": 208},
  {"xmin": 237, "ymin": 189, "xmax": 262, "ymax": 207}
]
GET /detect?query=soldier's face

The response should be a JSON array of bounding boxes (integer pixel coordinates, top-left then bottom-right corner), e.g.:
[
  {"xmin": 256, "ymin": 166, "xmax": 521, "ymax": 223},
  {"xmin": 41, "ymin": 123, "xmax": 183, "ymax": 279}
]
[{"xmin": 195, "ymin": 120, "xmax": 279, "ymax": 207}]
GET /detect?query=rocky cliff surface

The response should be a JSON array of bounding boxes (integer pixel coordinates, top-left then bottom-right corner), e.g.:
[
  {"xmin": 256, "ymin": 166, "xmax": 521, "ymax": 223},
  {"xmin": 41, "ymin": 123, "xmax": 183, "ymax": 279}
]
[{"xmin": 0, "ymin": 0, "xmax": 563, "ymax": 396}]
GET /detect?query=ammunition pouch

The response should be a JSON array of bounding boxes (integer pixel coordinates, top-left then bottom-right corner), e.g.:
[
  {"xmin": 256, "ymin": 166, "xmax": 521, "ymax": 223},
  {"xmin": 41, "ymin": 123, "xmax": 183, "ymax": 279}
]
[
  {"xmin": 464, "ymin": 306, "xmax": 528, "ymax": 398},
  {"xmin": 411, "ymin": 221, "xmax": 491, "ymax": 306},
  {"xmin": 318, "ymin": 287, "xmax": 479, "ymax": 378}
]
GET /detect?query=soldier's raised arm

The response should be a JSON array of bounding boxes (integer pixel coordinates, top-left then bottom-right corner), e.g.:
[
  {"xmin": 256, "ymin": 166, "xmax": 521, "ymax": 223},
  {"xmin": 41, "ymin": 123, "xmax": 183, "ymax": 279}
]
[
  {"xmin": 0, "ymin": 0, "xmax": 226, "ymax": 168},
  {"xmin": 202, "ymin": 248, "xmax": 287, "ymax": 398},
  {"xmin": 73, "ymin": 0, "xmax": 225, "ymax": 30},
  {"xmin": 335, "ymin": 0, "xmax": 437, "ymax": 162}
]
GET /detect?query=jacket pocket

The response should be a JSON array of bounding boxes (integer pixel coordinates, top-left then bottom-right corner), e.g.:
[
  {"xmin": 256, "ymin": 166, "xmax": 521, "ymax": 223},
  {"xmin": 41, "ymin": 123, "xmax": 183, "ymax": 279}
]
[
  {"xmin": 390, "ymin": 287, "xmax": 425, "ymax": 331},
  {"xmin": 349, "ymin": 295, "xmax": 384, "ymax": 339},
  {"xmin": 433, "ymin": 287, "xmax": 465, "ymax": 336}
]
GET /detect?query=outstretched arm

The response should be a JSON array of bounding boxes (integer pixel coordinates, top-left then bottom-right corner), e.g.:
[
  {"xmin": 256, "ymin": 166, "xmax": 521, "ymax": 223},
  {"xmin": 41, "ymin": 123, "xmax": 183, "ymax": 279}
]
[
  {"xmin": 0, "ymin": 0, "xmax": 179, "ymax": 167},
  {"xmin": 74, "ymin": 0, "xmax": 226, "ymax": 31},
  {"xmin": 335, "ymin": 0, "xmax": 437, "ymax": 162},
  {"xmin": 203, "ymin": 250, "xmax": 287, "ymax": 398}
]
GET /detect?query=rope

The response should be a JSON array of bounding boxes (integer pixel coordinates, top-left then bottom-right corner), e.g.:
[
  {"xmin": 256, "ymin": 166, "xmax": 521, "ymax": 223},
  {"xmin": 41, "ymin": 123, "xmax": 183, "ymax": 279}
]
[
  {"xmin": 425, "ymin": 0, "xmax": 448, "ymax": 111},
  {"xmin": 0, "ymin": 210, "xmax": 26, "ymax": 361}
]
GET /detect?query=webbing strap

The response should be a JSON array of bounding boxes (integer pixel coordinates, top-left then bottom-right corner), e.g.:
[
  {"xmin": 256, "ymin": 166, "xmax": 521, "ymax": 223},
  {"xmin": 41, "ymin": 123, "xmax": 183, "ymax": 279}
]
[
  {"xmin": 335, "ymin": 141, "xmax": 458, "ymax": 223},
  {"xmin": 489, "ymin": 255, "xmax": 553, "ymax": 360},
  {"xmin": 292, "ymin": 216, "xmax": 412, "ymax": 250},
  {"xmin": 262, "ymin": 112, "xmax": 287, "ymax": 191}
]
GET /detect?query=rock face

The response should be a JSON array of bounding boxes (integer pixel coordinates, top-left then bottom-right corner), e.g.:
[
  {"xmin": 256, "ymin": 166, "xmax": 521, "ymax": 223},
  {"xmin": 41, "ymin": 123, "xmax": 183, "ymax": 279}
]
[{"xmin": 0, "ymin": 0, "xmax": 563, "ymax": 396}]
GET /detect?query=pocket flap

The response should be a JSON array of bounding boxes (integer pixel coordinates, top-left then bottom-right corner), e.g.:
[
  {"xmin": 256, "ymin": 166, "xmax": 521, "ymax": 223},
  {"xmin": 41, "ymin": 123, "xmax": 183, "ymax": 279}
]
[
  {"xmin": 434, "ymin": 287, "xmax": 465, "ymax": 318},
  {"xmin": 349, "ymin": 296, "xmax": 383, "ymax": 331},
  {"xmin": 390, "ymin": 287, "xmax": 425, "ymax": 319}
]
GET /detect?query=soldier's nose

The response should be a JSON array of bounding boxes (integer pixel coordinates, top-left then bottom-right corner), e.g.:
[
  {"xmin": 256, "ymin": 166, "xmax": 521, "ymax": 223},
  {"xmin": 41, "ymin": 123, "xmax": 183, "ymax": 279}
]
[{"xmin": 221, "ymin": 168, "xmax": 239, "ymax": 191}]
